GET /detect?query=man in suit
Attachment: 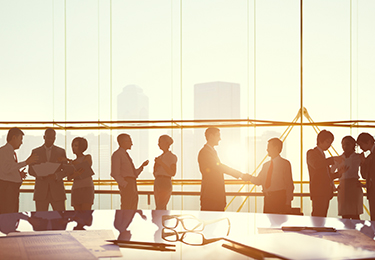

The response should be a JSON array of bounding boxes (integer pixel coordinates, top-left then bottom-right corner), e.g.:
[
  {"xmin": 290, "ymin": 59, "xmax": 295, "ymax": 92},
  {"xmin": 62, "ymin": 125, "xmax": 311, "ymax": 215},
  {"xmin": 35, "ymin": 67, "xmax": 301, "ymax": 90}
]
[
  {"xmin": 198, "ymin": 127, "xmax": 250, "ymax": 211},
  {"xmin": 111, "ymin": 133, "xmax": 149, "ymax": 210},
  {"xmin": 249, "ymin": 138, "xmax": 294, "ymax": 214},
  {"xmin": 357, "ymin": 132, "xmax": 375, "ymax": 220},
  {"xmin": 0, "ymin": 128, "xmax": 38, "ymax": 214},
  {"xmin": 29, "ymin": 128, "xmax": 67, "ymax": 211},
  {"xmin": 307, "ymin": 130, "xmax": 342, "ymax": 217}
]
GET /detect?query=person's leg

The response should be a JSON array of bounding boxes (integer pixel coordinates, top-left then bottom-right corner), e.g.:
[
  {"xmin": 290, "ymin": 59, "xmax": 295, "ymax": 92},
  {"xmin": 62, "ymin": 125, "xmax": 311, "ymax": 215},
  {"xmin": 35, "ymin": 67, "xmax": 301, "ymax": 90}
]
[
  {"xmin": 368, "ymin": 198, "xmax": 375, "ymax": 221},
  {"xmin": 2, "ymin": 181, "xmax": 21, "ymax": 214},
  {"xmin": 154, "ymin": 178, "xmax": 172, "ymax": 210},
  {"xmin": 80, "ymin": 203, "xmax": 92, "ymax": 210},
  {"xmin": 120, "ymin": 179, "xmax": 138, "ymax": 210},
  {"xmin": 312, "ymin": 197, "xmax": 330, "ymax": 217},
  {"xmin": 35, "ymin": 199, "xmax": 49, "ymax": 211},
  {"xmin": 51, "ymin": 200, "xmax": 66, "ymax": 211},
  {"xmin": 263, "ymin": 190, "xmax": 287, "ymax": 214}
]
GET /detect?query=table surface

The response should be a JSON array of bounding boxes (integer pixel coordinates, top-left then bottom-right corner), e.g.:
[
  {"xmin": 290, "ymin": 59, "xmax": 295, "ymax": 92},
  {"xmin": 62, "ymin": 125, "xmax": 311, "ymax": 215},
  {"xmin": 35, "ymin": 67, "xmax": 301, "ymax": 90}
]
[{"xmin": 1, "ymin": 209, "xmax": 375, "ymax": 260}]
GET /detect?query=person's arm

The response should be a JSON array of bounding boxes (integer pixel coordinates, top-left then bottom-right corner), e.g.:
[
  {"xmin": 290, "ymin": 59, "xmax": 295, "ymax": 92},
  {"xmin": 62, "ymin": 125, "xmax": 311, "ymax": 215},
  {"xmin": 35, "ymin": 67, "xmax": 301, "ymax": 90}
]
[
  {"xmin": 360, "ymin": 153, "xmax": 372, "ymax": 180},
  {"xmin": 0, "ymin": 149, "xmax": 33, "ymax": 176},
  {"xmin": 284, "ymin": 160, "xmax": 294, "ymax": 206},
  {"xmin": 55, "ymin": 149, "xmax": 69, "ymax": 180},
  {"xmin": 307, "ymin": 149, "xmax": 334, "ymax": 170},
  {"xmin": 248, "ymin": 164, "xmax": 267, "ymax": 186},
  {"xmin": 28, "ymin": 150, "xmax": 38, "ymax": 178},
  {"xmin": 111, "ymin": 152, "xmax": 127, "ymax": 188},
  {"xmin": 135, "ymin": 160, "xmax": 149, "ymax": 177},
  {"xmin": 83, "ymin": 154, "xmax": 93, "ymax": 167},
  {"xmin": 155, "ymin": 155, "xmax": 177, "ymax": 177}
]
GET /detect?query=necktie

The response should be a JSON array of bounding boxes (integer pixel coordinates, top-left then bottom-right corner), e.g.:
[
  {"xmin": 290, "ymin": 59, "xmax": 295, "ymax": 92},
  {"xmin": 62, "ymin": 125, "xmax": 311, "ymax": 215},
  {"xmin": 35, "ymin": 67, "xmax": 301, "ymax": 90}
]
[{"xmin": 265, "ymin": 160, "xmax": 273, "ymax": 189}]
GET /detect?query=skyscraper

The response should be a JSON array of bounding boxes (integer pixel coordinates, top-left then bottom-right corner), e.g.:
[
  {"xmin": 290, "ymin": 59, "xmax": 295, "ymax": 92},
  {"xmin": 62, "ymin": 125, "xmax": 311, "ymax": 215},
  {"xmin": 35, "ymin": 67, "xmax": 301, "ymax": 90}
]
[
  {"xmin": 194, "ymin": 81, "xmax": 240, "ymax": 120},
  {"xmin": 193, "ymin": 81, "xmax": 241, "ymax": 178}
]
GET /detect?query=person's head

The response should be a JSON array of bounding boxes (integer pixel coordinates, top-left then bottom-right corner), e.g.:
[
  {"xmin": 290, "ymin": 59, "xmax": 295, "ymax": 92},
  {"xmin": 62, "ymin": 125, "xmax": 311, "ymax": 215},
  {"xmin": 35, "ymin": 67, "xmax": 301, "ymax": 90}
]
[
  {"xmin": 7, "ymin": 127, "xmax": 24, "ymax": 150},
  {"xmin": 72, "ymin": 137, "xmax": 88, "ymax": 155},
  {"xmin": 267, "ymin": 138, "xmax": 283, "ymax": 159},
  {"xmin": 117, "ymin": 133, "xmax": 132, "ymax": 150},
  {"xmin": 341, "ymin": 136, "xmax": 356, "ymax": 154},
  {"xmin": 205, "ymin": 127, "xmax": 221, "ymax": 146},
  {"xmin": 158, "ymin": 135, "xmax": 173, "ymax": 152},
  {"xmin": 317, "ymin": 130, "xmax": 334, "ymax": 151},
  {"xmin": 43, "ymin": 128, "xmax": 56, "ymax": 148},
  {"xmin": 357, "ymin": 132, "xmax": 374, "ymax": 152}
]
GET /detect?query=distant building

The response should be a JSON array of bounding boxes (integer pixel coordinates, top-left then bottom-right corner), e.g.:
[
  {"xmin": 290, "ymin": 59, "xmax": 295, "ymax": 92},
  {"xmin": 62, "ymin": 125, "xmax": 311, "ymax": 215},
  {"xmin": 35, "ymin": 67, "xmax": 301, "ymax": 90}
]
[
  {"xmin": 194, "ymin": 81, "xmax": 240, "ymax": 120},
  {"xmin": 192, "ymin": 81, "xmax": 241, "ymax": 178},
  {"xmin": 117, "ymin": 85, "xmax": 149, "ymax": 175}
]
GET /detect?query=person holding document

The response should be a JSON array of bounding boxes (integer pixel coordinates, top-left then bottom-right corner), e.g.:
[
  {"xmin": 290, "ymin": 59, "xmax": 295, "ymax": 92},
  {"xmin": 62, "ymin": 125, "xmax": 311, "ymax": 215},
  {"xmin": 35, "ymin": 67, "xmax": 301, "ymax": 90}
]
[
  {"xmin": 0, "ymin": 128, "xmax": 38, "ymax": 214},
  {"xmin": 66, "ymin": 137, "xmax": 95, "ymax": 211},
  {"xmin": 29, "ymin": 128, "xmax": 67, "ymax": 211}
]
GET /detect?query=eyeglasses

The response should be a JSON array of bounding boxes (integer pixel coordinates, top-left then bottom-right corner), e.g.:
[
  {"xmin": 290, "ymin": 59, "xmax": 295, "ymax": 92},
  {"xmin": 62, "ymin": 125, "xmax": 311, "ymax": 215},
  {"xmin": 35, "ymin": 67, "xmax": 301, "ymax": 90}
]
[
  {"xmin": 162, "ymin": 214, "xmax": 230, "ymax": 234},
  {"xmin": 162, "ymin": 229, "xmax": 224, "ymax": 246}
]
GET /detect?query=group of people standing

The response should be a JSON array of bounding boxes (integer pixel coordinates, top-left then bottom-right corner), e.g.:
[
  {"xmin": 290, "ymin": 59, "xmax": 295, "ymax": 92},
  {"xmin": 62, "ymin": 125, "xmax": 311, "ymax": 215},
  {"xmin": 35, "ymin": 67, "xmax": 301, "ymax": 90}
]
[
  {"xmin": 0, "ymin": 128, "xmax": 94, "ymax": 214},
  {"xmin": 1, "ymin": 126, "xmax": 375, "ymax": 221},
  {"xmin": 307, "ymin": 130, "xmax": 375, "ymax": 220}
]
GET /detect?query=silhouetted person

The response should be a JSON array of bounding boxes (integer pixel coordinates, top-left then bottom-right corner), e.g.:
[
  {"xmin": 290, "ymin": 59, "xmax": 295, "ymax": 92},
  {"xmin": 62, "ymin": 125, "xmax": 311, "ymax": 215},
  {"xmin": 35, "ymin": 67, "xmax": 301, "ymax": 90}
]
[
  {"xmin": 357, "ymin": 132, "xmax": 375, "ymax": 220},
  {"xmin": 249, "ymin": 138, "xmax": 294, "ymax": 214},
  {"xmin": 307, "ymin": 130, "xmax": 343, "ymax": 217},
  {"xmin": 111, "ymin": 134, "xmax": 149, "ymax": 210},
  {"xmin": 0, "ymin": 212, "xmax": 29, "ymax": 234},
  {"xmin": 114, "ymin": 210, "xmax": 146, "ymax": 240},
  {"xmin": 71, "ymin": 210, "xmax": 94, "ymax": 230},
  {"xmin": 198, "ymin": 127, "xmax": 250, "ymax": 211},
  {"xmin": 29, "ymin": 211, "xmax": 70, "ymax": 231},
  {"xmin": 335, "ymin": 136, "xmax": 362, "ymax": 220},
  {"xmin": 153, "ymin": 135, "xmax": 177, "ymax": 210},
  {"xmin": 67, "ymin": 137, "xmax": 95, "ymax": 211},
  {"xmin": 29, "ymin": 128, "xmax": 67, "ymax": 211},
  {"xmin": 0, "ymin": 128, "xmax": 38, "ymax": 214}
]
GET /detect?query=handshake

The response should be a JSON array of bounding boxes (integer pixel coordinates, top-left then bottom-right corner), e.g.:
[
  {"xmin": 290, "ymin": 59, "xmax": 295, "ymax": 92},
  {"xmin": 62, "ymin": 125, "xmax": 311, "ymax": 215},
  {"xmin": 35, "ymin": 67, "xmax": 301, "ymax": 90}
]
[{"xmin": 240, "ymin": 173, "xmax": 252, "ymax": 182}]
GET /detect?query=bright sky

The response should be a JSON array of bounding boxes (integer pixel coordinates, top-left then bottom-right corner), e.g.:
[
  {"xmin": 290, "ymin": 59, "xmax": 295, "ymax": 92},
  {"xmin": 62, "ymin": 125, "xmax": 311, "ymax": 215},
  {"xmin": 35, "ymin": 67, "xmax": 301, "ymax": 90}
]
[{"xmin": 1, "ymin": 0, "xmax": 375, "ymax": 183}]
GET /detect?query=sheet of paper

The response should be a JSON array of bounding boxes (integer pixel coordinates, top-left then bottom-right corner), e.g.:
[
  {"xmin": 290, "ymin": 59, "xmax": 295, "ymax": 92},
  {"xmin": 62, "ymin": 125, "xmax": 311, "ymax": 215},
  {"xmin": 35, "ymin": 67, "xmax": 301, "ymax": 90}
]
[
  {"xmin": 227, "ymin": 232, "xmax": 375, "ymax": 260},
  {"xmin": 32, "ymin": 162, "xmax": 61, "ymax": 177},
  {"xmin": 8, "ymin": 230, "xmax": 122, "ymax": 258},
  {"xmin": 1, "ymin": 233, "xmax": 97, "ymax": 260}
]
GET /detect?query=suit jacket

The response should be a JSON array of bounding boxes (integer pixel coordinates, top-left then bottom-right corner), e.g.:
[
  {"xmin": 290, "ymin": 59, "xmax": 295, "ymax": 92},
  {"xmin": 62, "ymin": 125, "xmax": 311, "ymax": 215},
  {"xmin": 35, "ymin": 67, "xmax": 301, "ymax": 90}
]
[
  {"xmin": 29, "ymin": 145, "xmax": 67, "ymax": 201},
  {"xmin": 306, "ymin": 147, "xmax": 335, "ymax": 200},
  {"xmin": 361, "ymin": 152, "xmax": 375, "ymax": 199},
  {"xmin": 198, "ymin": 144, "xmax": 241, "ymax": 211}
]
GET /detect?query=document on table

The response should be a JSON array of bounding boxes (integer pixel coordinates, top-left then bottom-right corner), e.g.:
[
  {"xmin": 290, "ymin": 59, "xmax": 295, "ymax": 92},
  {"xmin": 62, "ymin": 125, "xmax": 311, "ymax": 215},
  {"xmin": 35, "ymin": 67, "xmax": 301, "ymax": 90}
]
[
  {"xmin": 0, "ymin": 233, "xmax": 96, "ymax": 260},
  {"xmin": 224, "ymin": 232, "xmax": 375, "ymax": 260},
  {"xmin": 31, "ymin": 162, "xmax": 61, "ymax": 177},
  {"xmin": 7, "ymin": 230, "xmax": 122, "ymax": 258}
]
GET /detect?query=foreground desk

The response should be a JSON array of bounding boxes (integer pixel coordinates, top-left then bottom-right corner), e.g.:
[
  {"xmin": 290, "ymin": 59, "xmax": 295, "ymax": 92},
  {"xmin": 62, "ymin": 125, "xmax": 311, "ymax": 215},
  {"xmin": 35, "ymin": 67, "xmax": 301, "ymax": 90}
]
[{"xmin": 1, "ymin": 210, "xmax": 375, "ymax": 259}]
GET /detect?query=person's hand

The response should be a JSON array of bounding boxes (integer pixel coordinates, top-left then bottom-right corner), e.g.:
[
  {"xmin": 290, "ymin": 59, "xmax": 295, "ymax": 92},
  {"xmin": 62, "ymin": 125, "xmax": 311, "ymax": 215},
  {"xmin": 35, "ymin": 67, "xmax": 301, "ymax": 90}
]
[
  {"xmin": 142, "ymin": 160, "xmax": 149, "ymax": 167},
  {"xmin": 20, "ymin": 169, "xmax": 27, "ymax": 179},
  {"xmin": 335, "ymin": 165, "xmax": 349, "ymax": 179},
  {"xmin": 26, "ymin": 154, "xmax": 39, "ymax": 165},
  {"xmin": 68, "ymin": 168, "xmax": 84, "ymax": 180},
  {"xmin": 57, "ymin": 156, "xmax": 69, "ymax": 163},
  {"xmin": 333, "ymin": 156, "xmax": 344, "ymax": 164},
  {"xmin": 241, "ymin": 173, "xmax": 252, "ymax": 182}
]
